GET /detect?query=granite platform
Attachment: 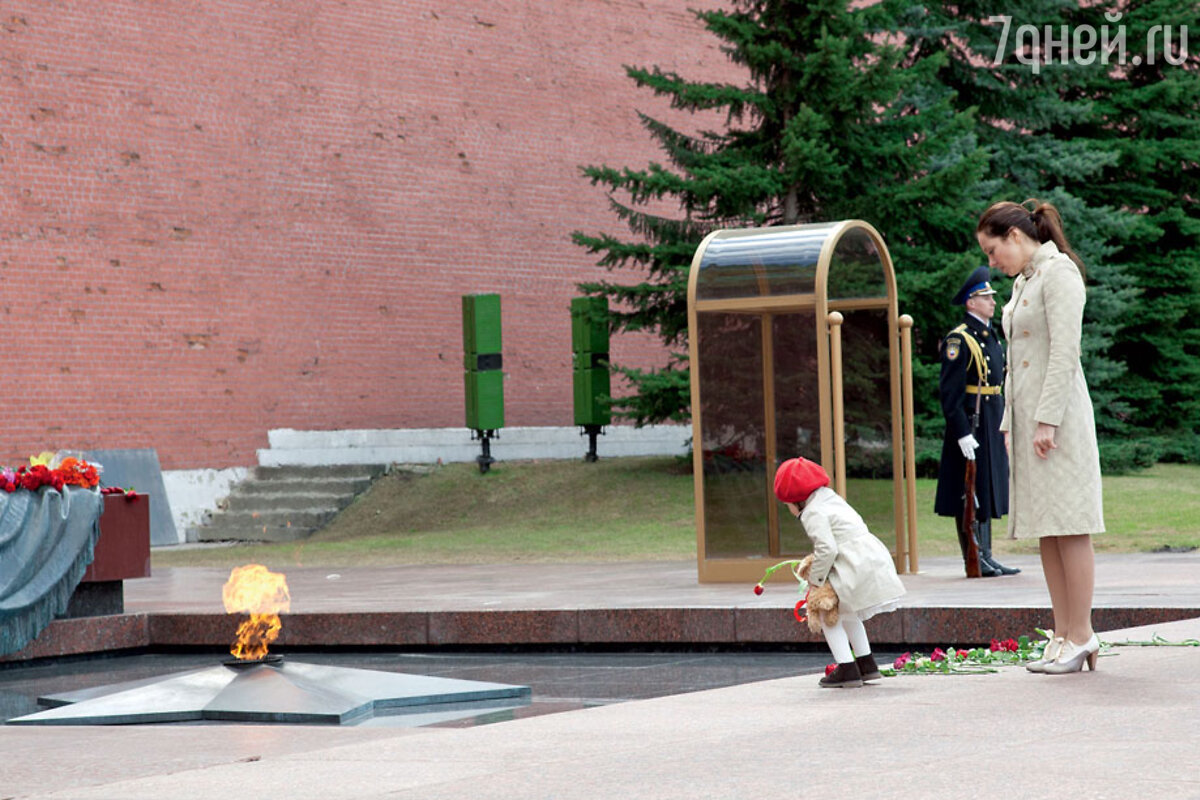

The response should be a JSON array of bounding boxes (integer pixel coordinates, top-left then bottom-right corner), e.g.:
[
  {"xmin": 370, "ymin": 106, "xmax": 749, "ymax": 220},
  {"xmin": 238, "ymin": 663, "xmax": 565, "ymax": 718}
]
[
  {"xmin": 4, "ymin": 552, "xmax": 1199, "ymax": 664},
  {"xmin": 2, "ymin": 582, "xmax": 1199, "ymax": 799}
]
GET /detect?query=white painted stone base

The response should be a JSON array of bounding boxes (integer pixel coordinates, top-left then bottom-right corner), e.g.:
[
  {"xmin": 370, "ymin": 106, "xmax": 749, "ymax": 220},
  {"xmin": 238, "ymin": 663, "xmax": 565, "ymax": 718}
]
[
  {"xmin": 256, "ymin": 425, "xmax": 692, "ymax": 466},
  {"xmin": 161, "ymin": 466, "xmax": 249, "ymax": 543}
]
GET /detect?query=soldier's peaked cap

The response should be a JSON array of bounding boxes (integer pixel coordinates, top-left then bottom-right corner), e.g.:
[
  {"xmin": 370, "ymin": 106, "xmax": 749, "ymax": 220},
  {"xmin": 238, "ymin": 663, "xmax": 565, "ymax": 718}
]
[{"xmin": 952, "ymin": 266, "xmax": 997, "ymax": 305}]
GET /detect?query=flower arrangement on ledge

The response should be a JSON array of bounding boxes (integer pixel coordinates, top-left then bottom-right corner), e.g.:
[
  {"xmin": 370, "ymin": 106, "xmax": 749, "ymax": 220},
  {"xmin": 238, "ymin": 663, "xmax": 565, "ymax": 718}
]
[
  {"xmin": 1, "ymin": 452, "xmax": 101, "ymax": 493},
  {"xmin": 0, "ymin": 450, "xmax": 147, "ymax": 499}
]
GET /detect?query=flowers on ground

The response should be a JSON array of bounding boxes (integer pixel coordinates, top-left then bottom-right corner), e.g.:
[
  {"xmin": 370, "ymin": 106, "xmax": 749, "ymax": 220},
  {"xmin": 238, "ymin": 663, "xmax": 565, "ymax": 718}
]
[{"xmin": 885, "ymin": 631, "xmax": 1063, "ymax": 676}]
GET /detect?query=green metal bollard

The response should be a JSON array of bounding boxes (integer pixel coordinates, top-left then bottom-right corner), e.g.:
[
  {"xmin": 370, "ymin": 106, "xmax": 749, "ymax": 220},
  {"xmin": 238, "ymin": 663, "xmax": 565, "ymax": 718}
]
[
  {"xmin": 570, "ymin": 297, "xmax": 611, "ymax": 461},
  {"xmin": 463, "ymin": 293, "xmax": 504, "ymax": 472}
]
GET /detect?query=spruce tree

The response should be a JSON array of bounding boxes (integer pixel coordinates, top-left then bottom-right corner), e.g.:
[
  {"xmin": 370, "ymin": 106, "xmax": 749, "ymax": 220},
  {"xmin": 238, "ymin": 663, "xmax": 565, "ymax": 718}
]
[
  {"xmin": 894, "ymin": 1, "xmax": 1140, "ymax": 454},
  {"xmin": 573, "ymin": 0, "xmax": 986, "ymax": 427},
  {"xmin": 1066, "ymin": 1, "xmax": 1200, "ymax": 452}
]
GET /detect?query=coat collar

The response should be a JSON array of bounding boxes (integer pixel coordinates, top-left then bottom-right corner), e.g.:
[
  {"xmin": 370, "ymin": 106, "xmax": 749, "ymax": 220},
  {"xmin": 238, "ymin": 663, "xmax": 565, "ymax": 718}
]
[
  {"xmin": 801, "ymin": 486, "xmax": 837, "ymax": 513},
  {"xmin": 1023, "ymin": 240, "xmax": 1060, "ymax": 278},
  {"xmin": 963, "ymin": 312, "xmax": 992, "ymax": 333}
]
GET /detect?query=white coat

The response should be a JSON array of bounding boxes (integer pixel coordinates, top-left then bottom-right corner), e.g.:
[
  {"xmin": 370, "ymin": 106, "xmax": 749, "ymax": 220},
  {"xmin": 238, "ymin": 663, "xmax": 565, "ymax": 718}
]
[
  {"xmin": 800, "ymin": 487, "xmax": 906, "ymax": 618},
  {"xmin": 1000, "ymin": 241, "xmax": 1105, "ymax": 539}
]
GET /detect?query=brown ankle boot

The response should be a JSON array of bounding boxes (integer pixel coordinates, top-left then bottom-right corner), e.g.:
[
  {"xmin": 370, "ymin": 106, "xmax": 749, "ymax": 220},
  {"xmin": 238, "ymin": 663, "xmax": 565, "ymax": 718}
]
[
  {"xmin": 855, "ymin": 654, "xmax": 881, "ymax": 681},
  {"xmin": 819, "ymin": 661, "xmax": 863, "ymax": 688}
]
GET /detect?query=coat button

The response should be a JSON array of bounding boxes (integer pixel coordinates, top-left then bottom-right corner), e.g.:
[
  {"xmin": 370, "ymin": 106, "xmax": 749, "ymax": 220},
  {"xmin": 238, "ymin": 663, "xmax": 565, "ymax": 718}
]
[
  {"xmin": 1022, "ymin": 360, "xmax": 1029, "ymax": 367},
  {"xmin": 1022, "ymin": 299, "xmax": 1029, "ymax": 306},
  {"xmin": 1023, "ymin": 330, "xmax": 1030, "ymax": 337}
]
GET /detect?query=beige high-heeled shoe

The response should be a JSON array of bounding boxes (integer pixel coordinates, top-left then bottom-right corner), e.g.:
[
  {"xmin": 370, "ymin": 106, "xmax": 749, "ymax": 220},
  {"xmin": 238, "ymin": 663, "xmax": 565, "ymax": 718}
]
[
  {"xmin": 1026, "ymin": 635, "xmax": 1064, "ymax": 673},
  {"xmin": 1043, "ymin": 633, "xmax": 1100, "ymax": 674}
]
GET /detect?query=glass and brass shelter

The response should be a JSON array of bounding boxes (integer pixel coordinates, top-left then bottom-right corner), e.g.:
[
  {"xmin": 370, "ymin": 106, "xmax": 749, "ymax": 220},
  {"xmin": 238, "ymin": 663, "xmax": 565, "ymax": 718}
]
[{"xmin": 687, "ymin": 220, "xmax": 919, "ymax": 583}]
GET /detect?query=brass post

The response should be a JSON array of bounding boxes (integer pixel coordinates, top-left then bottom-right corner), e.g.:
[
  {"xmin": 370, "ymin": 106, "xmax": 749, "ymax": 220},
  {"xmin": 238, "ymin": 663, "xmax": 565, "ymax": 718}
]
[
  {"xmin": 899, "ymin": 314, "xmax": 919, "ymax": 573},
  {"xmin": 827, "ymin": 311, "xmax": 846, "ymax": 498}
]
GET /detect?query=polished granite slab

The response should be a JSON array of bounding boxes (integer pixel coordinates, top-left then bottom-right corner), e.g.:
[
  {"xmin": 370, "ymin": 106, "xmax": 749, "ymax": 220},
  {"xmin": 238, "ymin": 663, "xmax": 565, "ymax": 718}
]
[{"xmin": 8, "ymin": 658, "xmax": 531, "ymax": 726}]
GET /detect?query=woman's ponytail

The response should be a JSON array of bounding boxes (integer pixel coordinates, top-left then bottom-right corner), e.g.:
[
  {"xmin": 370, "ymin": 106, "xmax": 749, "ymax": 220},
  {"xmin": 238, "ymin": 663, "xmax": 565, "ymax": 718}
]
[
  {"xmin": 977, "ymin": 199, "xmax": 1086, "ymax": 279},
  {"xmin": 1027, "ymin": 201, "xmax": 1085, "ymax": 280}
]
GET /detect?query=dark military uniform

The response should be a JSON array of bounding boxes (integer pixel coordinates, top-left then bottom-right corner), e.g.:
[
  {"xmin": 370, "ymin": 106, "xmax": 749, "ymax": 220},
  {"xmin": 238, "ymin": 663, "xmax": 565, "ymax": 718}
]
[{"xmin": 934, "ymin": 267, "xmax": 1015, "ymax": 577}]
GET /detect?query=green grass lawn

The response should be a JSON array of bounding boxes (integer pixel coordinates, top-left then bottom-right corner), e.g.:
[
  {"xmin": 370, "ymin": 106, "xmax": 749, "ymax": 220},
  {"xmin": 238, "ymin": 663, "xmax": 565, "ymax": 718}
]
[{"xmin": 152, "ymin": 458, "xmax": 1200, "ymax": 569}]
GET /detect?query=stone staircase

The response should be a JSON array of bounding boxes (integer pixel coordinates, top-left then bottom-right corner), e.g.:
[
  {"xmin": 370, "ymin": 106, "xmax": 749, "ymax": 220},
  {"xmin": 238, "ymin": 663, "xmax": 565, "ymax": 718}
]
[{"xmin": 192, "ymin": 464, "xmax": 389, "ymax": 543}]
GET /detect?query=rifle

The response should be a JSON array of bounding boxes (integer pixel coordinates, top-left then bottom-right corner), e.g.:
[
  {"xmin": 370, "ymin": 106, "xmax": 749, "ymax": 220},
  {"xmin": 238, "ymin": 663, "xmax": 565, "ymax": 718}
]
[
  {"xmin": 960, "ymin": 368, "xmax": 986, "ymax": 579},
  {"xmin": 962, "ymin": 459, "xmax": 981, "ymax": 578}
]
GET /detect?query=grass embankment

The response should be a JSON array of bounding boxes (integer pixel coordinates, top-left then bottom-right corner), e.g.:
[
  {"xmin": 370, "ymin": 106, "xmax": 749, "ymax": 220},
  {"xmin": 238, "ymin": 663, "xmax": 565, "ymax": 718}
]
[{"xmin": 151, "ymin": 458, "xmax": 1200, "ymax": 569}]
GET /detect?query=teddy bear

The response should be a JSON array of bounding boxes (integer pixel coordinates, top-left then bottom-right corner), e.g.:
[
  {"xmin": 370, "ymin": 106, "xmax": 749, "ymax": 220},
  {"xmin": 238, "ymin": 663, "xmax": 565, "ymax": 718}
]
[{"xmin": 796, "ymin": 554, "xmax": 840, "ymax": 633}]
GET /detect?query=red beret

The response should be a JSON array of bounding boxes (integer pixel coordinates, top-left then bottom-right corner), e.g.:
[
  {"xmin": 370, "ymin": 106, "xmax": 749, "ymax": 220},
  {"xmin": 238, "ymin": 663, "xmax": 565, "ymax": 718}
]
[{"xmin": 773, "ymin": 457, "xmax": 830, "ymax": 504}]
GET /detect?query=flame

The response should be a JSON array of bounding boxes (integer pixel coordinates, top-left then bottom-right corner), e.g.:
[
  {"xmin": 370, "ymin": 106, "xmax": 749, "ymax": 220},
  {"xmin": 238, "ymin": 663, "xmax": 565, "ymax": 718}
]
[{"xmin": 222, "ymin": 564, "xmax": 291, "ymax": 660}]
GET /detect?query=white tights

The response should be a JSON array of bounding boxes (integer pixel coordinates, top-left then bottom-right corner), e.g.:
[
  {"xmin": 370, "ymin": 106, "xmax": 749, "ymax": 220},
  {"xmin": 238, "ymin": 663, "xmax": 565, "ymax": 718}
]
[{"xmin": 821, "ymin": 608, "xmax": 871, "ymax": 664}]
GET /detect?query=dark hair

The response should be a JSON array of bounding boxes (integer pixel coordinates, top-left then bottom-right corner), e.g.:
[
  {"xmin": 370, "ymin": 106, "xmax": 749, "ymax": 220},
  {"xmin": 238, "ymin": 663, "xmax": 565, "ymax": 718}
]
[{"xmin": 976, "ymin": 200, "xmax": 1085, "ymax": 279}]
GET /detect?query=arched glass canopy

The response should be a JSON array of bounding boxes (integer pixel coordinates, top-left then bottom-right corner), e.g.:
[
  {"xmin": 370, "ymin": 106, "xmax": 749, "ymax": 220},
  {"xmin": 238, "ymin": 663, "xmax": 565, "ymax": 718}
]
[{"xmin": 687, "ymin": 220, "xmax": 919, "ymax": 583}]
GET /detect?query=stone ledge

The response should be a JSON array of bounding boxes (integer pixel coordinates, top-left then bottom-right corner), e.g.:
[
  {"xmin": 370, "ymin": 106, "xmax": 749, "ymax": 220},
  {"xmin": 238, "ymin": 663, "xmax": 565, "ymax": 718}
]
[
  {"xmin": 1, "ymin": 614, "xmax": 150, "ymax": 663},
  {"xmin": 5, "ymin": 606, "xmax": 1198, "ymax": 663}
]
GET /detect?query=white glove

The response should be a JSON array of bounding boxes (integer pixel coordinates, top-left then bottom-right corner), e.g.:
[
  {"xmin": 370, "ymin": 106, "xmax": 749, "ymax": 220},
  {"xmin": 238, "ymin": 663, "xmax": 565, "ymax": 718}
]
[{"xmin": 958, "ymin": 434, "xmax": 979, "ymax": 461}]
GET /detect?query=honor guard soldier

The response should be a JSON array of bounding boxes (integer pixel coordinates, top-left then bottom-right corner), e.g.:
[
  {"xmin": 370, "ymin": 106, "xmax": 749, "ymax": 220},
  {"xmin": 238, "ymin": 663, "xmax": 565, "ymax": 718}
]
[{"xmin": 934, "ymin": 266, "xmax": 1019, "ymax": 577}]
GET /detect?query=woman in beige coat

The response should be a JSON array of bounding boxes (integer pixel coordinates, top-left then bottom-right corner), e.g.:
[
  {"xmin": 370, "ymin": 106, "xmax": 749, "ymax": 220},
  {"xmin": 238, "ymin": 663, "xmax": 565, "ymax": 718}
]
[{"xmin": 976, "ymin": 200, "xmax": 1105, "ymax": 675}]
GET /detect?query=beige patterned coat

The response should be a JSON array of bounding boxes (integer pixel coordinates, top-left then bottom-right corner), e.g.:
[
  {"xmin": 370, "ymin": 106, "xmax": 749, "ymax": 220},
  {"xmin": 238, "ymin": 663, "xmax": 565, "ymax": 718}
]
[{"xmin": 1000, "ymin": 241, "xmax": 1105, "ymax": 539}]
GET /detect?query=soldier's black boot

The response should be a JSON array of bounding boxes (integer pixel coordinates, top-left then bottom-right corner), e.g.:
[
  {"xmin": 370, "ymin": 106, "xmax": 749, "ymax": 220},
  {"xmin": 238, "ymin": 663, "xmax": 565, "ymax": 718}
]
[
  {"xmin": 954, "ymin": 515, "xmax": 998, "ymax": 578},
  {"xmin": 820, "ymin": 661, "xmax": 863, "ymax": 688},
  {"xmin": 978, "ymin": 520, "xmax": 1020, "ymax": 575}
]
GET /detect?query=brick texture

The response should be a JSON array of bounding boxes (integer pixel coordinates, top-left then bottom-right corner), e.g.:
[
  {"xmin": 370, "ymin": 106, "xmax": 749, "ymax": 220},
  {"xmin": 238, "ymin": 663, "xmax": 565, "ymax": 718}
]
[{"xmin": 0, "ymin": 1, "xmax": 738, "ymax": 467}]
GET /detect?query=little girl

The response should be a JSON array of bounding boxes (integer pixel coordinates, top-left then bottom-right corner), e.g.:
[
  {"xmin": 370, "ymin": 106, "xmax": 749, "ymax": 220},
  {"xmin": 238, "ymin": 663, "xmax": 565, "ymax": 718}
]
[{"xmin": 774, "ymin": 457, "xmax": 906, "ymax": 688}]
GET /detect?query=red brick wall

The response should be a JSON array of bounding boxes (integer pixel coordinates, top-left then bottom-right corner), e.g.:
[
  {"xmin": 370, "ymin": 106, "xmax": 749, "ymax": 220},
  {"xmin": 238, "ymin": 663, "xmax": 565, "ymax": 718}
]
[{"xmin": 0, "ymin": 1, "xmax": 738, "ymax": 468}]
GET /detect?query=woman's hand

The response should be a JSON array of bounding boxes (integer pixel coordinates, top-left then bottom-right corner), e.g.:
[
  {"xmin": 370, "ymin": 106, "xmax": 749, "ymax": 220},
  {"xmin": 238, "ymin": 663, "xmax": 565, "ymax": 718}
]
[
  {"xmin": 785, "ymin": 502, "xmax": 801, "ymax": 519},
  {"xmin": 1033, "ymin": 423, "xmax": 1058, "ymax": 459}
]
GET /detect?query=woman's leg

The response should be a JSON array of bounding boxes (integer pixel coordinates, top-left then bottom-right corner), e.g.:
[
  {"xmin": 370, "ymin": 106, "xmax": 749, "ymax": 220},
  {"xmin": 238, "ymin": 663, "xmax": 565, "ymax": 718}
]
[
  {"xmin": 1057, "ymin": 533, "xmax": 1095, "ymax": 644},
  {"xmin": 1039, "ymin": 536, "xmax": 1069, "ymax": 636}
]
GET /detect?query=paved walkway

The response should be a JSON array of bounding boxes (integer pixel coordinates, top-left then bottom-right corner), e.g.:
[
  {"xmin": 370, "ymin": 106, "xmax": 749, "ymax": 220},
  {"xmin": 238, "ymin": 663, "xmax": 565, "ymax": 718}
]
[
  {"xmin": 124, "ymin": 551, "xmax": 1200, "ymax": 613},
  {"xmin": 2, "ymin": 554, "xmax": 1199, "ymax": 798}
]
